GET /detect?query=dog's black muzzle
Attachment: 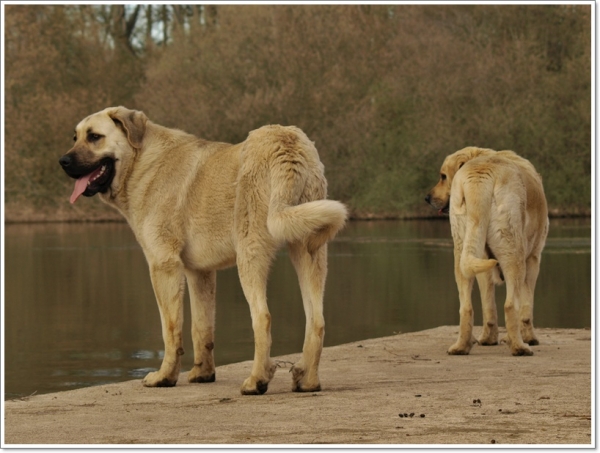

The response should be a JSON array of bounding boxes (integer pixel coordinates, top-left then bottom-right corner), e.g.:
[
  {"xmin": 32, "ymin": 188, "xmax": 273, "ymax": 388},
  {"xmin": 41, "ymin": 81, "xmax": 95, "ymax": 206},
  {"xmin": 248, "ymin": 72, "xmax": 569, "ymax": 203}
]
[{"xmin": 59, "ymin": 153, "xmax": 116, "ymax": 198}]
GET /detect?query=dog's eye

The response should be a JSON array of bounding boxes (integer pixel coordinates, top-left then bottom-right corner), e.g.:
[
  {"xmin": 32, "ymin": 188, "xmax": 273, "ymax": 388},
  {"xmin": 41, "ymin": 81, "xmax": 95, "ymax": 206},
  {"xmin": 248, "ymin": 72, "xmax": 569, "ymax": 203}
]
[
  {"xmin": 441, "ymin": 174, "xmax": 447, "ymax": 181},
  {"xmin": 87, "ymin": 133, "xmax": 103, "ymax": 143},
  {"xmin": 73, "ymin": 135, "xmax": 76, "ymax": 142}
]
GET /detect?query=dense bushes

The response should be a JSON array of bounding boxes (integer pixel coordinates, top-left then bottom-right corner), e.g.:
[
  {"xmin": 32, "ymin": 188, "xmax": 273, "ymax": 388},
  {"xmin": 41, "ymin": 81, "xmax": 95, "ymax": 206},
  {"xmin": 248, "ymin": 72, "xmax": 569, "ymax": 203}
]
[{"xmin": 4, "ymin": 5, "xmax": 591, "ymax": 221}]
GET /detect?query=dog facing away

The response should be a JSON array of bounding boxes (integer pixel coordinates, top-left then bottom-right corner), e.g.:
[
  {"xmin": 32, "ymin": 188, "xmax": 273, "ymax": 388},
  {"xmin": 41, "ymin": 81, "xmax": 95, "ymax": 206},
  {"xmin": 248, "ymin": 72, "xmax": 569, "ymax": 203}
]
[
  {"xmin": 425, "ymin": 147, "xmax": 548, "ymax": 356},
  {"xmin": 59, "ymin": 107, "xmax": 347, "ymax": 395}
]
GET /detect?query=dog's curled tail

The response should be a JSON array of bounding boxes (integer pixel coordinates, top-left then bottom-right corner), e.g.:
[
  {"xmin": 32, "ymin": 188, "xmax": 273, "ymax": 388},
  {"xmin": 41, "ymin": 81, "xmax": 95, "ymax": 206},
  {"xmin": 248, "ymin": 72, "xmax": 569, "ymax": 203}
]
[
  {"xmin": 455, "ymin": 168, "xmax": 498, "ymax": 278},
  {"xmin": 267, "ymin": 200, "xmax": 348, "ymax": 253},
  {"xmin": 460, "ymin": 254, "xmax": 498, "ymax": 278}
]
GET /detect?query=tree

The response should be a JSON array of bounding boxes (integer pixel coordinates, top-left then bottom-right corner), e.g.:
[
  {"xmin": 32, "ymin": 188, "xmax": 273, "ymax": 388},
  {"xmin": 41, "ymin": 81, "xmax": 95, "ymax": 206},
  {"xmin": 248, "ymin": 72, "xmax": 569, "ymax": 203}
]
[{"xmin": 3, "ymin": 4, "xmax": 592, "ymax": 220}]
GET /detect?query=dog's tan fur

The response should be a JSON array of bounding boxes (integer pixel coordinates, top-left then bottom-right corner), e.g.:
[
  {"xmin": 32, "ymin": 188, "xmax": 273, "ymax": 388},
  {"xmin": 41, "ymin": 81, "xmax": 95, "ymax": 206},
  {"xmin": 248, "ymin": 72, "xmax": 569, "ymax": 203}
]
[
  {"xmin": 61, "ymin": 107, "xmax": 347, "ymax": 394},
  {"xmin": 426, "ymin": 147, "xmax": 548, "ymax": 356}
]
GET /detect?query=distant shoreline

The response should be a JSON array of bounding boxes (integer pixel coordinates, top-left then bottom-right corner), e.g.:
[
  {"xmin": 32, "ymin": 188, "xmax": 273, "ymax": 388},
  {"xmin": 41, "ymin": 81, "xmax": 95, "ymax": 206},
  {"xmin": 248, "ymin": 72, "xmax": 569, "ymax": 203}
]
[{"xmin": 4, "ymin": 205, "xmax": 592, "ymax": 224}]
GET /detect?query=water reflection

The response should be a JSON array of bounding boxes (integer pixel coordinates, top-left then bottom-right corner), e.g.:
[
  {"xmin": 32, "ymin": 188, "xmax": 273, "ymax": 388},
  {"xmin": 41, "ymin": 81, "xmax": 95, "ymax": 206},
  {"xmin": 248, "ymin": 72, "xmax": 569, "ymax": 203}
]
[
  {"xmin": 4, "ymin": 218, "xmax": 591, "ymax": 399},
  {"xmin": 131, "ymin": 349, "xmax": 159, "ymax": 360}
]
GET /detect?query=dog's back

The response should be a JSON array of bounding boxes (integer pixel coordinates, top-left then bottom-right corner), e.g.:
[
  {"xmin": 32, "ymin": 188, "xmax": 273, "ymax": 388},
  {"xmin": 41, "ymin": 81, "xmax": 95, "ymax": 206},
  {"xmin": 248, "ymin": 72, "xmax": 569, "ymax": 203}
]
[
  {"xmin": 236, "ymin": 125, "xmax": 347, "ymax": 253},
  {"xmin": 451, "ymin": 152, "xmax": 548, "ymax": 279},
  {"xmin": 496, "ymin": 151, "xmax": 548, "ymax": 252}
]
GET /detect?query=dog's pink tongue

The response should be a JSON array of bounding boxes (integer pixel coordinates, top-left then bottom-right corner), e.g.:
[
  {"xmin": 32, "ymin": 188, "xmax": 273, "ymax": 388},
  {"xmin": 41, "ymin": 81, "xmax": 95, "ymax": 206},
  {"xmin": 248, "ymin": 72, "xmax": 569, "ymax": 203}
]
[{"xmin": 70, "ymin": 174, "xmax": 92, "ymax": 204}]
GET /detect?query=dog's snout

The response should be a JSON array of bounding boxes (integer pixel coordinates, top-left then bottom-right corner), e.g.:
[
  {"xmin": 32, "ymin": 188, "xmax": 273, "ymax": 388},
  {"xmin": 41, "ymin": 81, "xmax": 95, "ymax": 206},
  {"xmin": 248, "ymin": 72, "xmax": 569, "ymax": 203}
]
[
  {"xmin": 59, "ymin": 155, "xmax": 72, "ymax": 168},
  {"xmin": 425, "ymin": 194, "xmax": 431, "ymax": 204}
]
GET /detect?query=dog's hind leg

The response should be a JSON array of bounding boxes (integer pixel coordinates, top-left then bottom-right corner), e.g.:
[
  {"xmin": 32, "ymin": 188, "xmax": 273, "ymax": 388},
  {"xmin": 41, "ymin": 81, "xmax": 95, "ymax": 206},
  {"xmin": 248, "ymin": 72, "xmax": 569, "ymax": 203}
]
[
  {"xmin": 453, "ymin": 170, "xmax": 498, "ymax": 279},
  {"xmin": 143, "ymin": 259, "xmax": 186, "ymax": 387},
  {"xmin": 237, "ymin": 241, "xmax": 278, "ymax": 395},
  {"xmin": 448, "ymin": 258, "xmax": 477, "ymax": 355},
  {"xmin": 520, "ymin": 254, "xmax": 541, "ymax": 345},
  {"xmin": 185, "ymin": 269, "xmax": 217, "ymax": 383},
  {"xmin": 502, "ymin": 262, "xmax": 533, "ymax": 356},
  {"xmin": 520, "ymin": 218, "xmax": 547, "ymax": 346},
  {"xmin": 476, "ymin": 270, "xmax": 499, "ymax": 345},
  {"xmin": 288, "ymin": 242, "xmax": 327, "ymax": 392},
  {"xmin": 448, "ymin": 233, "xmax": 478, "ymax": 354}
]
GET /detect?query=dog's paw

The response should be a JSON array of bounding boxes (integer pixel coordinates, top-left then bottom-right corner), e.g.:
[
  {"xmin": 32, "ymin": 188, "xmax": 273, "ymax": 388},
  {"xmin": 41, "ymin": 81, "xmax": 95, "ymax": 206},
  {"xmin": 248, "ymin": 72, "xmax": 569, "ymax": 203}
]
[
  {"xmin": 293, "ymin": 380, "xmax": 321, "ymax": 393},
  {"xmin": 479, "ymin": 324, "xmax": 499, "ymax": 345},
  {"xmin": 188, "ymin": 363, "xmax": 216, "ymax": 383},
  {"xmin": 188, "ymin": 372, "xmax": 216, "ymax": 383},
  {"xmin": 142, "ymin": 371, "xmax": 178, "ymax": 387},
  {"xmin": 291, "ymin": 364, "xmax": 321, "ymax": 392},
  {"xmin": 521, "ymin": 332, "xmax": 539, "ymax": 346},
  {"xmin": 502, "ymin": 334, "xmax": 534, "ymax": 356},
  {"xmin": 510, "ymin": 344, "xmax": 533, "ymax": 356},
  {"xmin": 240, "ymin": 376, "xmax": 269, "ymax": 395},
  {"xmin": 478, "ymin": 335, "xmax": 499, "ymax": 346},
  {"xmin": 447, "ymin": 342, "xmax": 472, "ymax": 355}
]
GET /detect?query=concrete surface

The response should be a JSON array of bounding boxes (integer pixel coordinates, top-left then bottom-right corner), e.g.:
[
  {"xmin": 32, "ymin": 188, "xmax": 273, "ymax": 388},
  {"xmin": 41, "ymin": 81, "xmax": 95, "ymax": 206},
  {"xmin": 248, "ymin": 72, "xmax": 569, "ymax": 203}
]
[{"xmin": 3, "ymin": 326, "xmax": 593, "ymax": 446}]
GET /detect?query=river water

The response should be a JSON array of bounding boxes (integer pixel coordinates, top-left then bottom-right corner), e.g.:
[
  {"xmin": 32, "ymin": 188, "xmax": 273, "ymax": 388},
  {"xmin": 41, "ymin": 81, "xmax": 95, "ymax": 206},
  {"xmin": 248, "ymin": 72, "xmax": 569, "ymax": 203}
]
[{"xmin": 4, "ymin": 218, "xmax": 591, "ymax": 399}]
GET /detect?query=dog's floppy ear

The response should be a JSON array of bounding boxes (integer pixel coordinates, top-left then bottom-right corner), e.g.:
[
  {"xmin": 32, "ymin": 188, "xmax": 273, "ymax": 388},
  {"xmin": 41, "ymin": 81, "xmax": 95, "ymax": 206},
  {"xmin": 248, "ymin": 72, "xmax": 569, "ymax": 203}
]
[
  {"xmin": 457, "ymin": 147, "xmax": 484, "ymax": 171},
  {"xmin": 108, "ymin": 106, "xmax": 147, "ymax": 149}
]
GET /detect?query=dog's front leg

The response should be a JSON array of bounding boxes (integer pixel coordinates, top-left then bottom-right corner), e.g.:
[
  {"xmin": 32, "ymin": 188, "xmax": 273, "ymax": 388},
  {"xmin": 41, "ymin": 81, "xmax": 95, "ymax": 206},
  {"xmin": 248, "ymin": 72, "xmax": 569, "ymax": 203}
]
[
  {"xmin": 142, "ymin": 260, "xmax": 185, "ymax": 387},
  {"xmin": 185, "ymin": 268, "xmax": 217, "ymax": 383},
  {"xmin": 448, "ymin": 249, "xmax": 477, "ymax": 355}
]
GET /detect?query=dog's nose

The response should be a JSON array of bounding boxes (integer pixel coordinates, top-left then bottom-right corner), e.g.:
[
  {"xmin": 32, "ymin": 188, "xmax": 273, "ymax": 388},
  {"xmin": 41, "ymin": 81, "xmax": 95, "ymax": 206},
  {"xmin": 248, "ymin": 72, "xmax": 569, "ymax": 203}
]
[
  {"xmin": 424, "ymin": 194, "xmax": 431, "ymax": 204},
  {"xmin": 59, "ymin": 155, "xmax": 72, "ymax": 168}
]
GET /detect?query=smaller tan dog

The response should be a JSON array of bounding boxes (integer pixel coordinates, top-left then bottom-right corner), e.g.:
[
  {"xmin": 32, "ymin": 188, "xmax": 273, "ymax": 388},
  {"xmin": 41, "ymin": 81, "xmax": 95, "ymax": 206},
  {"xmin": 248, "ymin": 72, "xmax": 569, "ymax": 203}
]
[{"xmin": 426, "ymin": 147, "xmax": 548, "ymax": 356}]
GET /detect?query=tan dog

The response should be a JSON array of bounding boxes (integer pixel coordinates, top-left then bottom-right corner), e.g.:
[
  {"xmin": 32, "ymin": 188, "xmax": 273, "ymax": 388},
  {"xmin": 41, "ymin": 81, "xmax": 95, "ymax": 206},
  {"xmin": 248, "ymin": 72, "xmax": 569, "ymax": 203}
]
[
  {"xmin": 426, "ymin": 147, "xmax": 548, "ymax": 356},
  {"xmin": 59, "ymin": 107, "xmax": 347, "ymax": 394}
]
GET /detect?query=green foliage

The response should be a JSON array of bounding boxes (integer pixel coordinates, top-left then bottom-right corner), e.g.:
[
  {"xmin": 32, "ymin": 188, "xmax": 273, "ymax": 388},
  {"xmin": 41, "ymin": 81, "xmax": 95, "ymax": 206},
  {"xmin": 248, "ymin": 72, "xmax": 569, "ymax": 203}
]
[{"xmin": 4, "ymin": 4, "xmax": 591, "ymax": 220}]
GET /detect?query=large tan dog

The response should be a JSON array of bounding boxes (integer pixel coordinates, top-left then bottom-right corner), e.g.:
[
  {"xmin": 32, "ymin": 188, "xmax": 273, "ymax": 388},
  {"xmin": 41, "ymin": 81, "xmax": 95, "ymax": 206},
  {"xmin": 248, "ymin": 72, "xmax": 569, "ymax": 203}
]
[
  {"xmin": 425, "ymin": 147, "xmax": 548, "ymax": 356},
  {"xmin": 59, "ymin": 106, "xmax": 347, "ymax": 395}
]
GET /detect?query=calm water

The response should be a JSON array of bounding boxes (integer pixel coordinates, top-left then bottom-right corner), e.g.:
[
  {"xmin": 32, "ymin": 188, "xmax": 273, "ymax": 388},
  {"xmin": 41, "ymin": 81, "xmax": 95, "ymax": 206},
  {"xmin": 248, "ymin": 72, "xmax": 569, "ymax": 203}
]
[{"xmin": 4, "ymin": 219, "xmax": 591, "ymax": 399}]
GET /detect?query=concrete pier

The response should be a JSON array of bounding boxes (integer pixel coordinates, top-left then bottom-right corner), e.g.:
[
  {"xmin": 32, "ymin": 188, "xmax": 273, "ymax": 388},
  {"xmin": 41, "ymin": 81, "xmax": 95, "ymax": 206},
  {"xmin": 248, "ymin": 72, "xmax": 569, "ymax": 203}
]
[{"xmin": 3, "ymin": 326, "xmax": 592, "ymax": 446}]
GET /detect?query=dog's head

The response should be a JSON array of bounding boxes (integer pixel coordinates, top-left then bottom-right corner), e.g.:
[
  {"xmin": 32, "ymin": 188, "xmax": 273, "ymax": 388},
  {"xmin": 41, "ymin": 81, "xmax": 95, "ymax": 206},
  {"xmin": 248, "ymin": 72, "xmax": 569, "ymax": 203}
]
[
  {"xmin": 59, "ymin": 106, "xmax": 147, "ymax": 204},
  {"xmin": 425, "ymin": 147, "xmax": 494, "ymax": 214}
]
